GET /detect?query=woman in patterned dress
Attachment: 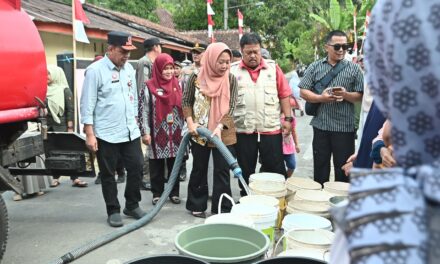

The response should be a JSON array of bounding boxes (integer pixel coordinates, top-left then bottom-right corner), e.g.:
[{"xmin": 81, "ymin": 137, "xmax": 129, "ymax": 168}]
[{"xmin": 138, "ymin": 53, "xmax": 184, "ymax": 205}]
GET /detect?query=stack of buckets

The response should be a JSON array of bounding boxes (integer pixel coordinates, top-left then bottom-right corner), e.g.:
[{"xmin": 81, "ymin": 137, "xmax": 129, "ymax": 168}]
[
  {"xmin": 247, "ymin": 173, "xmax": 287, "ymax": 228},
  {"xmin": 204, "ymin": 173, "xmax": 284, "ymax": 246},
  {"xmin": 280, "ymin": 178, "xmax": 351, "ymax": 262},
  {"xmin": 285, "ymin": 177, "xmax": 330, "ymax": 218}
]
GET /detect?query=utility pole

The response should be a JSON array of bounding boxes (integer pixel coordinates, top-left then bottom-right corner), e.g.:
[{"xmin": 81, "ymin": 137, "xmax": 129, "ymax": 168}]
[{"xmin": 224, "ymin": 0, "xmax": 228, "ymax": 30}]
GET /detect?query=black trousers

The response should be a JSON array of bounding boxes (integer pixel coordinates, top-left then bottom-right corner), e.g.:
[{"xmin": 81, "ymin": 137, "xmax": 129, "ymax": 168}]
[
  {"xmin": 312, "ymin": 127, "xmax": 355, "ymax": 185},
  {"xmin": 186, "ymin": 143, "xmax": 234, "ymax": 214},
  {"xmin": 96, "ymin": 138, "xmax": 143, "ymax": 216},
  {"xmin": 235, "ymin": 133, "xmax": 287, "ymax": 196},
  {"xmin": 149, "ymin": 158, "xmax": 179, "ymax": 198}
]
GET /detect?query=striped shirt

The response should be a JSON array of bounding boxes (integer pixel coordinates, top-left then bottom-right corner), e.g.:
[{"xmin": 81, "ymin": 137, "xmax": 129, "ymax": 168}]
[{"xmin": 299, "ymin": 58, "xmax": 364, "ymax": 132}]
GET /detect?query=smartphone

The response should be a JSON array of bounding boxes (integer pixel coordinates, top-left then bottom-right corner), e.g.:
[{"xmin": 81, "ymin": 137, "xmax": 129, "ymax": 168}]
[{"xmin": 331, "ymin": 87, "xmax": 343, "ymax": 93}]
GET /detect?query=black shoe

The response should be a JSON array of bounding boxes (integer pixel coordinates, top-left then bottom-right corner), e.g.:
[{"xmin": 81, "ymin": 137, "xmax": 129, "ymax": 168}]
[
  {"xmin": 141, "ymin": 181, "xmax": 151, "ymax": 191},
  {"xmin": 94, "ymin": 175, "xmax": 101, "ymax": 185},
  {"xmin": 116, "ymin": 174, "xmax": 126, "ymax": 183},
  {"xmin": 107, "ymin": 213, "xmax": 123, "ymax": 227},
  {"xmin": 123, "ymin": 207, "xmax": 146, "ymax": 219}
]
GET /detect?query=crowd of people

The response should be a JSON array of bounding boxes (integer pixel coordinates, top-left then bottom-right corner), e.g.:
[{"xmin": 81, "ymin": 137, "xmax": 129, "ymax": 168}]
[{"xmin": 12, "ymin": 1, "xmax": 440, "ymax": 261}]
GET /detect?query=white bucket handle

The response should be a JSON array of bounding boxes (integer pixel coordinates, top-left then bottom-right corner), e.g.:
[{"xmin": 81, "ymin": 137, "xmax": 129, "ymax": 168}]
[
  {"xmin": 218, "ymin": 193, "xmax": 236, "ymax": 215},
  {"xmin": 272, "ymin": 228, "xmax": 322, "ymax": 258}
]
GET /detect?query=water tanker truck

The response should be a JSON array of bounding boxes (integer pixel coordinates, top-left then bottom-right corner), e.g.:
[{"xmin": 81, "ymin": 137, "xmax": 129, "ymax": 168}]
[{"xmin": 0, "ymin": 0, "xmax": 94, "ymax": 260}]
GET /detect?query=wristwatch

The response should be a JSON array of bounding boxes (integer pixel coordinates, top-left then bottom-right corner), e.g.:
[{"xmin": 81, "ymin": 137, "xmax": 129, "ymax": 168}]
[{"xmin": 284, "ymin": 116, "xmax": 293, "ymax": 122}]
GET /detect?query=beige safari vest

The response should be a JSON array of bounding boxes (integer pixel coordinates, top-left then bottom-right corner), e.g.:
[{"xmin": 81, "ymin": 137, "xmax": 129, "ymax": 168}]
[{"xmin": 230, "ymin": 60, "xmax": 280, "ymax": 133}]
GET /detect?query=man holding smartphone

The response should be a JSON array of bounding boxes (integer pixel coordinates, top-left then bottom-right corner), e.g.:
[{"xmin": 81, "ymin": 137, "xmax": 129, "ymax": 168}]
[{"xmin": 299, "ymin": 30, "xmax": 364, "ymax": 185}]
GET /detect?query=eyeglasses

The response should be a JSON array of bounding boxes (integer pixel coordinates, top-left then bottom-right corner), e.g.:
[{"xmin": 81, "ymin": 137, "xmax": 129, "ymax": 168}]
[{"xmin": 327, "ymin": 43, "xmax": 350, "ymax": 51}]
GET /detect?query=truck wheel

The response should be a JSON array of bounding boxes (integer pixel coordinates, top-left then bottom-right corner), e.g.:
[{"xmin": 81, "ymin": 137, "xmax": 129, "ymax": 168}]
[{"xmin": 0, "ymin": 194, "xmax": 8, "ymax": 261}]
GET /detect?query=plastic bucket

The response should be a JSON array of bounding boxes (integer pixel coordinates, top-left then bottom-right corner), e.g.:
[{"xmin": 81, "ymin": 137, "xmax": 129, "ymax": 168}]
[
  {"xmin": 294, "ymin": 190, "xmax": 332, "ymax": 205},
  {"xmin": 205, "ymin": 213, "xmax": 255, "ymax": 228},
  {"xmin": 175, "ymin": 223, "xmax": 270, "ymax": 264},
  {"xmin": 254, "ymin": 256, "xmax": 326, "ymax": 263},
  {"xmin": 282, "ymin": 214, "xmax": 332, "ymax": 250},
  {"xmin": 249, "ymin": 181, "xmax": 286, "ymax": 198},
  {"xmin": 231, "ymin": 203, "xmax": 278, "ymax": 242},
  {"xmin": 286, "ymin": 229, "xmax": 335, "ymax": 251},
  {"xmin": 282, "ymin": 214, "xmax": 332, "ymax": 231},
  {"xmin": 286, "ymin": 198, "xmax": 330, "ymax": 216},
  {"xmin": 125, "ymin": 254, "xmax": 209, "ymax": 264},
  {"xmin": 206, "ymin": 194, "xmax": 255, "ymax": 228},
  {"xmin": 249, "ymin": 172, "xmax": 285, "ymax": 184},
  {"xmin": 278, "ymin": 249, "xmax": 330, "ymax": 262},
  {"xmin": 286, "ymin": 177, "xmax": 322, "ymax": 197},
  {"xmin": 323, "ymin": 181, "xmax": 350, "ymax": 196},
  {"xmin": 239, "ymin": 195, "xmax": 279, "ymax": 209}
]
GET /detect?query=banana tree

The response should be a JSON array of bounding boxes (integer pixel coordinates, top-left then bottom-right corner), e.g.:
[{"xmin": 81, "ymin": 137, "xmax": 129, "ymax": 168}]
[{"xmin": 310, "ymin": 0, "xmax": 374, "ymax": 34}]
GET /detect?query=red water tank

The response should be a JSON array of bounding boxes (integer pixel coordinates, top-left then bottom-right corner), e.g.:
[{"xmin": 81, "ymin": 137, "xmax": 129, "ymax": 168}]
[{"xmin": 0, "ymin": 0, "xmax": 47, "ymax": 124}]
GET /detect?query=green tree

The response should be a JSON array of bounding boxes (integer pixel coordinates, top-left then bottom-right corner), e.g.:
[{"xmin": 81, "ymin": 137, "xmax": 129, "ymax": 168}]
[{"xmin": 62, "ymin": 0, "xmax": 159, "ymax": 22}]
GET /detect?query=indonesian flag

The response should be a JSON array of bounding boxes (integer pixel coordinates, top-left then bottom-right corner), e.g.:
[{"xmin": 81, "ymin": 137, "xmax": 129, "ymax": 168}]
[
  {"xmin": 208, "ymin": 15, "xmax": 215, "ymax": 38},
  {"xmin": 73, "ymin": 0, "xmax": 90, "ymax": 43},
  {"xmin": 352, "ymin": 10, "xmax": 358, "ymax": 62},
  {"xmin": 359, "ymin": 10, "xmax": 371, "ymax": 55},
  {"xmin": 237, "ymin": 9, "xmax": 243, "ymax": 40},
  {"xmin": 207, "ymin": 0, "xmax": 215, "ymax": 15},
  {"xmin": 207, "ymin": 0, "xmax": 215, "ymax": 42}
]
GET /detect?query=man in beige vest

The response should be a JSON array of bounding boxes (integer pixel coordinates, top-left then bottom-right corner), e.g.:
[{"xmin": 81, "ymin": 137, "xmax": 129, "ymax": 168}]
[
  {"xmin": 135, "ymin": 37, "xmax": 162, "ymax": 191},
  {"xmin": 230, "ymin": 32, "xmax": 293, "ymax": 196}
]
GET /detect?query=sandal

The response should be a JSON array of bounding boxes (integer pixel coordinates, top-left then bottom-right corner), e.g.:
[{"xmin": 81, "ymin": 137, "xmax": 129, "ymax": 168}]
[
  {"xmin": 152, "ymin": 197, "xmax": 160, "ymax": 205},
  {"xmin": 72, "ymin": 179, "xmax": 88, "ymax": 187},
  {"xmin": 170, "ymin": 196, "xmax": 181, "ymax": 204},
  {"xmin": 191, "ymin": 211, "xmax": 206, "ymax": 219},
  {"xmin": 50, "ymin": 179, "xmax": 60, "ymax": 188}
]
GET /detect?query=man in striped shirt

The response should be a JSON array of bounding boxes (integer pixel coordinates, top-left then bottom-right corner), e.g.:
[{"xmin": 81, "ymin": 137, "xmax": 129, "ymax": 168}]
[{"xmin": 299, "ymin": 30, "xmax": 363, "ymax": 185}]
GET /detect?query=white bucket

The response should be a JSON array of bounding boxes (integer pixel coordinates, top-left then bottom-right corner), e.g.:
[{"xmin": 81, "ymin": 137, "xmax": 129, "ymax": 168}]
[
  {"xmin": 249, "ymin": 172, "xmax": 285, "ymax": 184},
  {"xmin": 278, "ymin": 248, "xmax": 330, "ymax": 262},
  {"xmin": 231, "ymin": 203, "xmax": 278, "ymax": 242},
  {"xmin": 286, "ymin": 199, "xmax": 331, "ymax": 218},
  {"xmin": 294, "ymin": 190, "xmax": 332, "ymax": 206},
  {"xmin": 249, "ymin": 181, "xmax": 287, "ymax": 198},
  {"xmin": 286, "ymin": 229, "xmax": 335, "ymax": 251},
  {"xmin": 239, "ymin": 195, "xmax": 279, "ymax": 209},
  {"xmin": 282, "ymin": 213, "xmax": 332, "ymax": 232},
  {"xmin": 286, "ymin": 177, "xmax": 322, "ymax": 197},
  {"xmin": 323, "ymin": 181, "xmax": 350, "ymax": 196},
  {"xmin": 205, "ymin": 213, "xmax": 255, "ymax": 228}
]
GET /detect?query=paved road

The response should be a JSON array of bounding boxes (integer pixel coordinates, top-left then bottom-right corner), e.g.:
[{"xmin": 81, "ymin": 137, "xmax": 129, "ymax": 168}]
[{"xmin": 1, "ymin": 115, "xmax": 314, "ymax": 264}]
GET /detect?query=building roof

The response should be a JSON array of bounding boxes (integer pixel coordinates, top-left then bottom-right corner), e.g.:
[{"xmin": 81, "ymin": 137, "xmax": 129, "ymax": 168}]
[
  {"xmin": 22, "ymin": 0, "xmax": 205, "ymax": 52},
  {"xmin": 181, "ymin": 29, "xmax": 250, "ymax": 51},
  {"xmin": 155, "ymin": 8, "xmax": 175, "ymax": 29}
]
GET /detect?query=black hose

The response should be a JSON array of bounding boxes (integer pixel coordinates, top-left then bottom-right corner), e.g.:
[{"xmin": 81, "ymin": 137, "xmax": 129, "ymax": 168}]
[{"xmin": 48, "ymin": 127, "xmax": 248, "ymax": 264}]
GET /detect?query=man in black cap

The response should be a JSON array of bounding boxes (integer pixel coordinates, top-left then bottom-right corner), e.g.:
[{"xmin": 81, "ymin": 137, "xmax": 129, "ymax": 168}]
[
  {"xmin": 80, "ymin": 31, "xmax": 146, "ymax": 227},
  {"xmin": 135, "ymin": 37, "xmax": 162, "ymax": 191},
  {"xmin": 181, "ymin": 43, "xmax": 205, "ymax": 85}
]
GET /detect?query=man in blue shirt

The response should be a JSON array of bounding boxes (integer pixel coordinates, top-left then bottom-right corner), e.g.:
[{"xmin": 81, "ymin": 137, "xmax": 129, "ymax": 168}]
[{"xmin": 80, "ymin": 31, "xmax": 145, "ymax": 227}]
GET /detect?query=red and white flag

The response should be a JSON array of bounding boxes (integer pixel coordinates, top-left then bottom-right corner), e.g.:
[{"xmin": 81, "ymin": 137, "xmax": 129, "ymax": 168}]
[
  {"xmin": 237, "ymin": 9, "xmax": 243, "ymax": 40},
  {"xmin": 73, "ymin": 0, "xmax": 90, "ymax": 43},
  {"xmin": 359, "ymin": 10, "xmax": 371, "ymax": 55},
  {"xmin": 207, "ymin": 0, "xmax": 215, "ymax": 42},
  {"xmin": 352, "ymin": 10, "xmax": 358, "ymax": 62}
]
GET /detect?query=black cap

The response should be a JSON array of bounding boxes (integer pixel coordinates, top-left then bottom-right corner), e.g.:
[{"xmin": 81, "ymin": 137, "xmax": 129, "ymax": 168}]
[
  {"xmin": 191, "ymin": 43, "xmax": 205, "ymax": 53},
  {"xmin": 107, "ymin": 31, "xmax": 136, "ymax": 50},
  {"xmin": 144, "ymin": 38, "xmax": 162, "ymax": 49},
  {"xmin": 174, "ymin": 61, "xmax": 182, "ymax": 67}
]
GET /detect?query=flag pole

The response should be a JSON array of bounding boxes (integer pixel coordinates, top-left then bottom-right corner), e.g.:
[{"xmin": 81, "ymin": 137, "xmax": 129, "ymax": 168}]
[{"xmin": 72, "ymin": 0, "xmax": 78, "ymax": 132}]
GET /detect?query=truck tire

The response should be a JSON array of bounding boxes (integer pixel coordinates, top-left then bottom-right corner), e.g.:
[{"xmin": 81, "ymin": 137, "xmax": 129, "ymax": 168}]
[{"xmin": 0, "ymin": 194, "xmax": 8, "ymax": 261}]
